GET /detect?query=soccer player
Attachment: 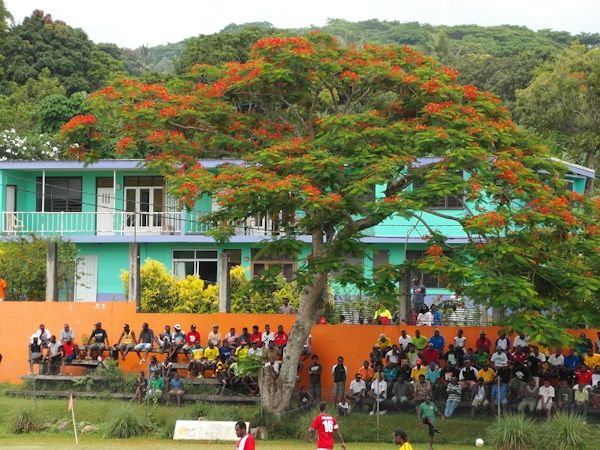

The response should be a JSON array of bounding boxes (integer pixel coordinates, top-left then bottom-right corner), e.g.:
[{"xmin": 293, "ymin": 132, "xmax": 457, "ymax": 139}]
[
  {"xmin": 418, "ymin": 395, "xmax": 445, "ymax": 450},
  {"xmin": 234, "ymin": 420, "xmax": 255, "ymax": 450},
  {"xmin": 394, "ymin": 428, "xmax": 414, "ymax": 450},
  {"xmin": 309, "ymin": 401, "xmax": 346, "ymax": 450}
]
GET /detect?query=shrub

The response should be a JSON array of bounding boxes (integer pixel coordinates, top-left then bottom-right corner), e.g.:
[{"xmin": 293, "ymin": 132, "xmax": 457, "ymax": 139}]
[
  {"xmin": 102, "ymin": 406, "xmax": 148, "ymax": 438},
  {"xmin": 231, "ymin": 267, "xmax": 300, "ymax": 313},
  {"xmin": 537, "ymin": 412, "xmax": 590, "ymax": 450},
  {"xmin": 173, "ymin": 274, "xmax": 218, "ymax": 313},
  {"xmin": 10, "ymin": 407, "xmax": 41, "ymax": 433},
  {"xmin": 487, "ymin": 414, "xmax": 535, "ymax": 450}
]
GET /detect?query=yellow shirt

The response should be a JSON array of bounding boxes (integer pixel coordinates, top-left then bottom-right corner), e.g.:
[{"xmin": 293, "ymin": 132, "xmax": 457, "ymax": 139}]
[
  {"xmin": 236, "ymin": 346, "xmax": 249, "ymax": 359},
  {"xmin": 204, "ymin": 347, "xmax": 219, "ymax": 361},
  {"xmin": 399, "ymin": 443, "xmax": 414, "ymax": 450},
  {"xmin": 191, "ymin": 348, "xmax": 204, "ymax": 360},
  {"xmin": 374, "ymin": 308, "xmax": 392, "ymax": 320},
  {"xmin": 121, "ymin": 331, "xmax": 134, "ymax": 345},
  {"xmin": 376, "ymin": 337, "xmax": 392, "ymax": 349},
  {"xmin": 584, "ymin": 353, "xmax": 600, "ymax": 369},
  {"xmin": 410, "ymin": 366, "xmax": 427, "ymax": 382},
  {"xmin": 479, "ymin": 368, "xmax": 496, "ymax": 384}
]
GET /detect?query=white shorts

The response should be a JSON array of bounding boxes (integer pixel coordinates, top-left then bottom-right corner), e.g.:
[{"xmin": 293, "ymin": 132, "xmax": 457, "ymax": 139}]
[
  {"xmin": 135, "ymin": 343, "xmax": 152, "ymax": 351},
  {"xmin": 537, "ymin": 399, "xmax": 553, "ymax": 410}
]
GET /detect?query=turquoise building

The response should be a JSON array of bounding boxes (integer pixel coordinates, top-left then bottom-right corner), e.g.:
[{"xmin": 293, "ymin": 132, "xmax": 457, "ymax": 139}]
[{"xmin": 0, "ymin": 158, "xmax": 593, "ymax": 302}]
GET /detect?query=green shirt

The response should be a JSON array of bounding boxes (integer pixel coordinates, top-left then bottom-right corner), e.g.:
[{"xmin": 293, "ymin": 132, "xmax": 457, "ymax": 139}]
[
  {"xmin": 419, "ymin": 402, "xmax": 438, "ymax": 422},
  {"xmin": 413, "ymin": 336, "xmax": 428, "ymax": 351}
]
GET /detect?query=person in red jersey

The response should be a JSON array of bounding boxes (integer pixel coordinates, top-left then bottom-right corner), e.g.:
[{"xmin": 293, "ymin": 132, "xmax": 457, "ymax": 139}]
[
  {"xmin": 234, "ymin": 420, "xmax": 255, "ymax": 450},
  {"xmin": 309, "ymin": 401, "xmax": 346, "ymax": 450}
]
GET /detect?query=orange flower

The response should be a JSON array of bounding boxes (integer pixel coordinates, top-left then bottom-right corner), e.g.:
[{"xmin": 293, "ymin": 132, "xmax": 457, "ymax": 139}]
[
  {"xmin": 61, "ymin": 115, "xmax": 97, "ymax": 133},
  {"xmin": 426, "ymin": 244, "xmax": 444, "ymax": 257},
  {"xmin": 463, "ymin": 85, "xmax": 478, "ymax": 101}
]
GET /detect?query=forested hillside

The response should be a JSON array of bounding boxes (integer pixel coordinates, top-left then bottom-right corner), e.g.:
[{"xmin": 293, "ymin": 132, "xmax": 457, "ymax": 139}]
[{"xmin": 0, "ymin": 3, "xmax": 598, "ymax": 172}]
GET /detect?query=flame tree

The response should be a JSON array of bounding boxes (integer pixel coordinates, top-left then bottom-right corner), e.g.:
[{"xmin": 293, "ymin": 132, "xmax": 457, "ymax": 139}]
[{"xmin": 62, "ymin": 34, "xmax": 599, "ymax": 416}]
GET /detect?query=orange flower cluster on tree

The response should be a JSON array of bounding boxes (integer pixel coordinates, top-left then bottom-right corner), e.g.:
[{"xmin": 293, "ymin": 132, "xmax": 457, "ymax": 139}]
[{"xmin": 60, "ymin": 114, "xmax": 97, "ymax": 133}]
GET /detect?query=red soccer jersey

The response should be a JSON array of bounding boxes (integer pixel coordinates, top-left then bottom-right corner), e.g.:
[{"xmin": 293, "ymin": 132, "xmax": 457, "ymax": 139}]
[
  {"xmin": 250, "ymin": 332, "xmax": 262, "ymax": 346},
  {"xmin": 274, "ymin": 332, "xmax": 288, "ymax": 346},
  {"xmin": 310, "ymin": 413, "xmax": 339, "ymax": 449},
  {"xmin": 575, "ymin": 369, "xmax": 592, "ymax": 386},
  {"xmin": 235, "ymin": 433, "xmax": 255, "ymax": 450}
]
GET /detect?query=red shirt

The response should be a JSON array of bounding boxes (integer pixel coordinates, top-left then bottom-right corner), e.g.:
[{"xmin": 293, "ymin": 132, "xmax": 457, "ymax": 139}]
[
  {"xmin": 511, "ymin": 351, "xmax": 527, "ymax": 365},
  {"xmin": 235, "ymin": 434, "xmax": 255, "ymax": 450},
  {"xmin": 421, "ymin": 348, "xmax": 440, "ymax": 365},
  {"xmin": 476, "ymin": 337, "xmax": 491, "ymax": 353},
  {"xmin": 185, "ymin": 331, "xmax": 200, "ymax": 346},
  {"xmin": 310, "ymin": 413, "xmax": 339, "ymax": 449},
  {"xmin": 62, "ymin": 342, "xmax": 75, "ymax": 357},
  {"xmin": 250, "ymin": 332, "xmax": 262, "ymax": 346},
  {"xmin": 575, "ymin": 369, "xmax": 593, "ymax": 386},
  {"xmin": 274, "ymin": 332, "xmax": 288, "ymax": 346}
]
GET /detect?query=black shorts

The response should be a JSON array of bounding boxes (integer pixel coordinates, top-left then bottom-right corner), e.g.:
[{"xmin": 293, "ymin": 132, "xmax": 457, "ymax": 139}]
[{"xmin": 422, "ymin": 417, "xmax": 435, "ymax": 437}]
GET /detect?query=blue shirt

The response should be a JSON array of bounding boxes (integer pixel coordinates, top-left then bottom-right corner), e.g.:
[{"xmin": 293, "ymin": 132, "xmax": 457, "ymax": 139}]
[
  {"xmin": 564, "ymin": 354, "xmax": 581, "ymax": 370},
  {"xmin": 492, "ymin": 383, "xmax": 507, "ymax": 402},
  {"xmin": 433, "ymin": 310, "xmax": 442, "ymax": 326},
  {"xmin": 429, "ymin": 335, "xmax": 445, "ymax": 352},
  {"xmin": 170, "ymin": 377, "xmax": 184, "ymax": 390},
  {"xmin": 425, "ymin": 367, "xmax": 441, "ymax": 384},
  {"xmin": 219, "ymin": 346, "xmax": 233, "ymax": 360}
]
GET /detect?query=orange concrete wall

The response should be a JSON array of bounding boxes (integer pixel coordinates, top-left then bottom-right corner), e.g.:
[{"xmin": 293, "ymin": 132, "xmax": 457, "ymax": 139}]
[{"xmin": 0, "ymin": 302, "xmax": 597, "ymax": 396}]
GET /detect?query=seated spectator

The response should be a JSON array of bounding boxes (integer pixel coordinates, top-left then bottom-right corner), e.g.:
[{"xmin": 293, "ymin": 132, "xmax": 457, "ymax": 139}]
[
  {"xmin": 421, "ymin": 344, "xmax": 440, "ymax": 366},
  {"xmin": 444, "ymin": 377, "xmax": 462, "ymax": 418},
  {"xmin": 187, "ymin": 343, "xmax": 203, "ymax": 378},
  {"xmin": 60, "ymin": 324, "xmax": 74, "ymax": 343},
  {"xmin": 369, "ymin": 372, "xmax": 388, "ymax": 415},
  {"xmin": 459, "ymin": 360, "xmax": 479, "ymax": 390},
  {"xmin": 225, "ymin": 327, "xmax": 239, "ymax": 346},
  {"xmin": 359, "ymin": 360, "xmax": 374, "ymax": 389},
  {"xmin": 385, "ymin": 345, "xmax": 401, "ymax": 369},
  {"xmin": 564, "ymin": 348, "xmax": 581, "ymax": 373},
  {"xmin": 261, "ymin": 324, "xmax": 275, "ymax": 346},
  {"xmin": 383, "ymin": 362, "xmax": 399, "ymax": 385},
  {"xmin": 413, "ymin": 330, "xmax": 428, "ymax": 352},
  {"xmin": 147, "ymin": 372, "xmax": 164, "ymax": 403},
  {"xmin": 297, "ymin": 385, "xmax": 314, "ymax": 409},
  {"xmin": 583, "ymin": 349, "xmax": 600, "ymax": 371},
  {"xmin": 274, "ymin": 325, "xmax": 288, "ymax": 350},
  {"xmin": 557, "ymin": 379, "xmax": 574, "ymax": 412},
  {"xmin": 491, "ymin": 377, "xmax": 508, "ymax": 415},
  {"xmin": 575, "ymin": 332, "xmax": 593, "ymax": 356},
  {"xmin": 215, "ymin": 360, "xmax": 231, "ymax": 395},
  {"xmin": 208, "ymin": 324, "xmax": 222, "ymax": 347},
  {"xmin": 202, "ymin": 341, "xmax": 220, "ymax": 377},
  {"xmin": 248, "ymin": 341, "xmax": 263, "ymax": 358},
  {"xmin": 517, "ymin": 379, "xmax": 539, "ymax": 414},
  {"xmin": 548, "ymin": 349, "xmax": 565, "ymax": 368},
  {"xmin": 511, "ymin": 346, "xmax": 528, "ymax": 366},
  {"xmin": 444, "ymin": 344, "xmax": 458, "ymax": 367},
  {"xmin": 131, "ymin": 371, "xmax": 146, "ymax": 403},
  {"xmin": 471, "ymin": 378, "xmax": 489, "ymax": 417},
  {"xmin": 250, "ymin": 325, "xmax": 262, "ymax": 346},
  {"xmin": 478, "ymin": 361, "xmax": 496, "ymax": 385},
  {"xmin": 513, "ymin": 332, "xmax": 530, "ymax": 352},
  {"xmin": 495, "ymin": 330, "xmax": 510, "ymax": 353},
  {"xmin": 441, "ymin": 360, "xmax": 459, "ymax": 383},
  {"xmin": 531, "ymin": 346, "xmax": 547, "ymax": 364},
  {"xmin": 167, "ymin": 372, "xmax": 185, "ymax": 407},
  {"xmin": 116, "ymin": 324, "xmax": 136, "ymax": 361},
  {"xmin": 475, "ymin": 331, "xmax": 491, "ymax": 354},
  {"xmin": 182, "ymin": 324, "xmax": 201, "ymax": 356},
  {"xmin": 416, "ymin": 306, "xmax": 433, "ymax": 326},
  {"xmin": 431, "ymin": 304, "xmax": 442, "ymax": 326},
  {"xmin": 391, "ymin": 377, "xmax": 412, "ymax": 410},
  {"xmin": 575, "ymin": 364, "xmax": 593, "ymax": 388},
  {"xmin": 60, "ymin": 337, "xmax": 78, "ymax": 374},
  {"xmin": 573, "ymin": 383, "xmax": 589, "ymax": 419},
  {"xmin": 31, "ymin": 324, "xmax": 51, "ymax": 348},
  {"xmin": 453, "ymin": 329, "xmax": 466, "ymax": 361},
  {"xmin": 346, "ymin": 373, "xmax": 367, "ymax": 411},
  {"xmin": 264, "ymin": 356, "xmax": 281, "ymax": 375},
  {"xmin": 219, "ymin": 340, "xmax": 233, "ymax": 363},
  {"xmin": 537, "ymin": 379, "xmax": 555, "ymax": 418},
  {"xmin": 410, "ymin": 359, "xmax": 427, "ymax": 383},
  {"xmin": 590, "ymin": 381, "xmax": 600, "ymax": 408},
  {"xmin": 43, "ymin": 336, "xmax": 62, "ymax": 375},
  {"xmin": 429, "ymin": 329, "xmax": 445, "ymax": 353},
  {"xmin": 425, "ymin": 361, "xmax": 441, "ymax": 385},
  {"xmin": 86, "ymin": 322, "xmax": 109, "ymax": 359},
  {"xmin": 239, "ymin": 327, "xmax": 251, "ymax": 346},
  {"xmin": 399, "ymin": 330, "xmax": 412, "ymax": 351},
  {"xmin": 148, "ymin": 355, "xmax": 161, "ymax": 378},
  {"xmin": 235, "ymin": 341, "xmax": 249, "ymax": 360},
  {"xmin": 474, "ymin": 348, "xmax": 489, "ymax": 369},
  {"xmin": 369, "ymin": 345, "xmax": 383, "ymax": 367},
  {"xmin": 538, "ymin": 361, "xmax": 559, "ymax": 384},
  {"xmin": 278, "ymin": 298, "xmax": 294, "ymax": 314},
  {"xmin": 373, "ymin": 303, "xmax": 392, "ymax": 325},
  {"xmin": 490, "ymin": 347, "xmax": 509, "ymax": 370},
  {"xmin": 596, "ymin": 331, "xmax": 600, "ymax": 354},
  {"xmin": 160, "ymin": 359, "xmax": 174, "ymax": 381},
  {"xmin": 337, "ymin": 398, "xmax": 351, "ymax": 416},
  {"xmin": 376, "ymin": 333, "xmax": 392, "ymax": 353},
  {"xmin": 157, "ymin": 325, "xmax": 173, "ymax": 354},
  {"xmin": 263, "ymin": 340, "xmax": 281, "ymax": 362},
  {"xmin": 134, "ymin": 323, "xmax": 156, "ymax": 363},
  {"xmin": 463, "ymin": 347, "xmax": 476, "ymax": 365},
  {"xmin": 406, "ymin": 343, "xmax": 419, "ymax": 368},
  {"xmin": 28, "ymin": 337, "xmax": 43, "ymax": 375},
  {"xmin": 168, "ymin": 325, "xmax": 186, "ymax": 362},
  {"xmin": 592, "ymin": 365, "xmax": 600, "ymax": 388},
  {"xmin": 413, "ymin": 374, "xmax": 432, "ymax": 415}
]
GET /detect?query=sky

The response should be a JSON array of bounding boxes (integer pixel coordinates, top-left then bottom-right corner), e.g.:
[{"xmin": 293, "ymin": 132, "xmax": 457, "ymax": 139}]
[{"xmin": 4, "ymin": 0, "xmax": 600, "ymax": 48}]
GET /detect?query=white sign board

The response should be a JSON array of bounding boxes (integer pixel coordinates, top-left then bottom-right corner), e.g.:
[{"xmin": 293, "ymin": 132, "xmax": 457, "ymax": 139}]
[{"xmin": 173, "ymin": 420, "xmax": 248, "ymax": 441}]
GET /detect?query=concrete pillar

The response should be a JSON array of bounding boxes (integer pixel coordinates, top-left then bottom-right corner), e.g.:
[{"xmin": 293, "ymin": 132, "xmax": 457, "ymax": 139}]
[
  {"xmin": 218, "ymin": 252, "xmax": 231, "ymax": 312},
  {"xmin": 129, "ymin": 243, "xmax": 141, "ymax": 311},
  {"xmin": 46, "ymin": 241, "xmax": 58, "ymax": 302}
]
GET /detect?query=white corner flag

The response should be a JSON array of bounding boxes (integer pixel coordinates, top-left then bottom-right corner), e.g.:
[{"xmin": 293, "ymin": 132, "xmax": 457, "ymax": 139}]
[{"xmin": 68, "ymin": 393, "xmax": 79, "ymax": 446}]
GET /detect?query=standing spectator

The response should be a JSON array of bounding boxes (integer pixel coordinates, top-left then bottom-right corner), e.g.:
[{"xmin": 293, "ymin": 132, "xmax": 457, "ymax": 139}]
[
  {"xmin": 28, "ymin": 337, "xmax": 43, "ymax": 374},
  {"xmin": 557, "ymin": 379, "xmax": 574, "ymax": 412},
  {"xmin": 87, "ymin": 322, "xmax": 108, "ymax": 359},
  {"xmin": 475, "ymin": 331, "xmax": 491, "ymax": 354},
  {"xmin": 274, "ymin": 325, "xmax": 288, "ymax": 350},
  {"xmin": 278, "ymin": 298, "xmax": 294, "ymax": 314},
  {"xmin": 413, "ymin": 330, "xmax": 428, "ymax": 352},
  {"xmin": 167, "ymin": 372, "xmax": 185, "ymax": 407},
  {"xmin": 399, "ymin": 330, "xmax": 412, "ymax": 351},
  {"xmin": 250, "ymin": 325, "xmax": 262, "ymax": 346},
  {"xmin": 459, "ymin": 360, "xmax": 479, "ymax": 390},
  {"xmin": 332, "ymin": 356, "xmax": 348, "ymax": 404},
  {"xmin": 494, "ymin": 331, "xmax": 511, "ymax": 353},
  {"xmin": 261, "ymin": 324, "xmax": 275, "ymax": 346},
  {"xmin": 513, "ymin": 332, "xmax": 530, "ymax": 351},
  {"xmin": 308, "ymin": 354, "xmax": 323, "ymax": 401},
  {"xmin": 491, "ymin": 377, "xmax": 508, "ymax": 415},
  {"xmin": 235, "ymin": 420, "xmax": 256, "ymax": 450},
  {"xmin": 429, "ymin": 329, "xmax": 445, "ymax": 353},
  {"xmin": 431, "ymin": 305, "xmax": 442, "ymax": 326},
  {"xmin": 416, "ymin": 306, "xmax": 433, "ymax": 326},
  {"xmin": 412, "ymin": 278, "xmax": 426, "ymax": 311},
  {"xmin": 225, "ymin": 327, "xmax": 239, "ymax": 346},
  {"xmin": 60, "ymin": 324, "xmax": 74, "ymax": 343},
  {"xmin": 208, "ymin": 324, "xmax": 222, "ymax": 346},
  {"xmin": 537, "ymin": 379, "xmax": 555, "ymax": 418},
  {"xmin": 116, "ymin": 324, "xmax": 136, "ymax": 361},
  {"xmin": 148, "ymin": 355, "xmax": 161, "ymax": 378},
  {"xmin": 309, "ymin": 401, "xmax": 346, "ymax": 450},
  {"xmin": 373, "ymin": 303, "xmax": 392, "ymax": 325},
  {"xmin": 517, "ymin": 379, "xmax": 539, "ymax": 414},
  {"xmin": 239, "ymin": 327, "xmax": 251, "ymax": 346},
  {"xmin": 573, "ymin": 383, "xmax": 589, "ymax": 420},
  {"xmin": 346, "ymin": 373, "xmax": 367, "ymax": 411},
  {"xmin": 444, "ymin": 377, "xmax": 462, "ymax": 418},
  {"xmin": 134, "ymin": 323, "xmax": 155, "ymax": 363},
  {"xmin": 31, "ymin": 324, "xmax": 51, "ymax": 347},
  {"xmin": 418, "ymin": 396, "xmax": 444, "ymax": 450},
  {"xmin": 369, "ymin": 372, "xmax": 388, "ymax": 415},
  {"xmin": 471, "ymin": 378, "xmax": 489, "ymax": 417}
]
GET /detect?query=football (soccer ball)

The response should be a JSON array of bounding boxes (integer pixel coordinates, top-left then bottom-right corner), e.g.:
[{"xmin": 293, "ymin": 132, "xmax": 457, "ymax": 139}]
[{"xmin": 475, "ymin": 438, "xmax": 485, "ymax": 447}]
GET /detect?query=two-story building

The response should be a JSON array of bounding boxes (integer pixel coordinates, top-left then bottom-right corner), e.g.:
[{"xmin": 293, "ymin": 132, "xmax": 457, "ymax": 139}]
[{"xmin": 0, "ymin": 158, "xmax": 593, "ymax": 303}]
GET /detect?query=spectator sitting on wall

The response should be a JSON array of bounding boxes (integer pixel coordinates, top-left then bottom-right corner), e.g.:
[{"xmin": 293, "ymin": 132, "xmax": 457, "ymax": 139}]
[
  {"xmin": 225, "ymin": 327, "xmax": 239, "ymax": 346},
  {"xmin": 250, "ymin": 325, "xmax": 262, "ymax": 346},
  {"xmin": 391, "ymin": 377, "xmax": 413, "ymax": 410},
  {"xmin": 86, "ymin": 322, "xmax": 108, "ymax": 360},
  {"xmin": 406, "ymin": 343, "xmax": 419, "ymax": 368},
  {"xmin": 474, "ymin": 347, "xmax": 489, "ymax": 369},
  {"xmin": 274, "ymin": 325, "xmax": 288, "ymax": 350},
  {"xmin": 410, "ymin": 359, "xmax": 427, "ymax": 383},
  {"xmin": 219, "ymin": 340, "xmax": 233, "ymax": 363},
  {"xmin": 429, "ymin": 329, "xmax": 445, "ymax": 353},
  {"xmin": 416, "ymin": 306, "xmax": 433, "ymax": 327},
  {"xmin": 202, "ymin": 341, "xmax": 219, "ymax": 377},
  {"xmin": 60, "ymin": 336, "xmax": 78, "ymax": 374},
  {"xmin": 425, "ymin": 361, "xmax": 441, "ymax": 385},
  {"xmin": 495, "ymin": 330, "xmax": 511, "ymax": 353},
  {"xmin": 28, "ymin": 337, "xmax": 43, "ymax": 375},
  {"xmin": 583, "ymin": 349, "xmax": 600, "ymax": 371},
  {"xmin": 557, "ymin": 379, "xmax": 574, "ymax": 412},
  {"xmin": 157, "ymin": 325, "xmax": 173, "ymax": 354},
  {"xmin": 491, "ymin": 347, "xmax": 509, "ymax": 370},
  {"xmin": 60, "ymin": 324, "xmax": 74, "ymax": 343},
  {"xmin": 278, "ymin": 298, "xmax": 294, "ymax": 314},
  {"xmin": 239, "ymin": 327, "xmax": 251, "ymax": 346},
  {"xmin": 167, "ymin": 372, "xmax": 185, "ymax": 407},
  {"xmin": 167, "ymin": 324, "xmax": 185, "ymax": 362},
  {"xmin": 183, "ymin": 324, "xmax": 201, "ymax": 356},
  {"xmin": 477, "ymin": 361, "xmax": 496, "ymax": 385},
  {"xmin": 574, "ymin": 364, "xmax": 593, "ymax": 388},
  {"xmin": 399, "ymin": 330, "xmax": 412, "ymax": 351},
  {"xmin": 513, "ymin": 332, "xmax": 530, "ymax": 351},
  {"xmin": 262, "ymin": 324, "xmax": 275, "ymax": 346},
  {"xmin": 574, "ymin": 382, "xmax": 590, "ymax": 419},
  {"xmin": 373, "ymin": 303, "xmax": 392, "ymax": 325},
  {"xmin": 43, "ymin": 335, "xmax": 62, "ymax": 374},
  {"xmin": 413, "ymin": 329, "xmax": 428, "ymax": 352},
  {"xmin": 31, "ymin": 324, "xmax": 51, "ymax": 348},
  {"xmin": 376, "ymin": 333, "xmax": 392, "ymax": 353},
  {"xmin": 459, "ymin": 360, "xmax": 479, "ymax": 390},
  {"xmin": 537, "ymin": 379, "xmax": 555, "ymax": 418},
  {"xmin": 444, "ymin": 344, "xmax": 458, "ymax": 368},
  {"xmin": 116, "ymin": 324, "xmax": 136, "ymax": 361},
  {"xmin": 208, "ymin": 324, "xmax": 222, "ymax": 347},
  {"xmin": 475, "ymin": 331, "xmax": 491, "ymax": 354},
  {"xmin": 148, "ymin": 355, "xmax": 161, "ymax": 378},
  {"xmin": 548, "ymin": 349, "xmax": 565, "ymax": 369},
  {"xmin": 134, "ymin": 322, "xmax": 156, "ymax": 364},
  {"xmin": 385, "ymin": 344, "xmax": 401, "ymax": 369}
]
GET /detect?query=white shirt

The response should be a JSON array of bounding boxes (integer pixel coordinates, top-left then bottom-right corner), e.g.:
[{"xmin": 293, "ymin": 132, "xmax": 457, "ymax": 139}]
[
  {"xmin": 399, "ymin": 335, "xmax": 412, "ymax": 350},
  {"xmin": 459, "ymin": 367, "xmax": 479, "ymax": 381},
  {"xmin": 474, "ymin": 385, "xmax": 486, "ymax": 401},
  {"xmin": 349, "ymin": 379, "xmax": 366, "ymax": 394},
  {"xmin": 496, "ymin": 338, "xmax": 510, "ymax": 351},
  {"xmin": 60, "ymin": 328, "xmax": 74, "ymax": 342},
  {"xmin": 48, "ymin": 341, "xmax": 62, "ymax": 356},
  {"xmin": 548, "ymin": 354, "xmax": 564, "ymax": 367},
  {"xmin": 264, "ymin": 360, "xmax": 280, "ymax": 374},
  {"xmin": 454, "ymin": 336, "xmax": 466, "ymax": 349},
  {"xmin": 539, "ymin": 385, "xmax": 555, "ymax": 401},
  {"xmin": 416, "ymin": 312, "xmax": 433, "ymax": 326},
  {"xmin": 491, "ymin": 352, "xmax": 509, "ymax": 368},
  {"xmin": 514, "ymin": 336, "xmax": 530, "ymax": 349},
  {"xmin": 30, "ymin": 329, "xmax": 51, "ymax": 344},
  {"xmin": 386, "ymin": 350, "xmax": 400, "ymax": 364},
  {"xmin": 533, "ymin": 352, "xmax": 547, "ymax": 362},
  {"xmin": 248, "ymin": 347, "xmax": 263, "ymax": 357},
  {"xmin": 371, "ymin": 380, "xmax": 387, "ymax": 400},
  {"xmin": 261, "ymin": 331, "xmax": 275, "ymax": 345}
]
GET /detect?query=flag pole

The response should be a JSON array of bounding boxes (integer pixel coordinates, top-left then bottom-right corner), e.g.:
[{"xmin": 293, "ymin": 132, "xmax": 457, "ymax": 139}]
[{"xmin": 68, "ymin": 393, "xmax": 79, "ymax": 446}]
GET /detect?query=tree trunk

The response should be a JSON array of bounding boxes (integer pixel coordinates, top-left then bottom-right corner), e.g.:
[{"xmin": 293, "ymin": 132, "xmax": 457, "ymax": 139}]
[{"xmin": 259, "ymin": 231, "xmax": 326, "ymax": 417}]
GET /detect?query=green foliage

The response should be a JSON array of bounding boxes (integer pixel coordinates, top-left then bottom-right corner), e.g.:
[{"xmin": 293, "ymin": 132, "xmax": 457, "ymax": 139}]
[
  {"xmin": 38, "ymin": 91, "xmax": 86, "ymax": 133},
  {"xmin": 487, "ymin": 414, "xmax": 535, "ymax": 450},
  {"xmin": 0, "ymin": 237, "xmax": 78, "ymax": 300},
  {"xmin": 231, "ymin": 265, "xmax": 300, "ymax": 313},
  {"xmin": 102, "ymin": 406, "xmax": 148, "ymax": 438},
  {"xmin": 537, "ymin": 412, "xmax": 591, "ymax": 450},
  {"xmin": 10, "ymin": 407, "xmax": 41, "ymax": 434},
  {"xmin": 235, "ymin": 355, "xmax": 264, "ymax": 377}
]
